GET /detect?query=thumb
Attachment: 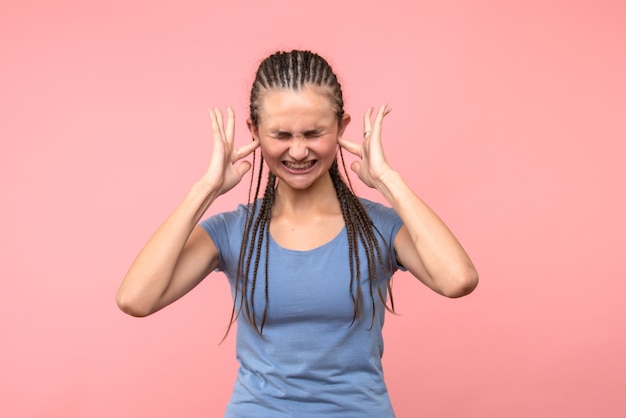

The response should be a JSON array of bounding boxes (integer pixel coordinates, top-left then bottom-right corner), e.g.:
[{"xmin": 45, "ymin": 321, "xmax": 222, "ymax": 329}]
[
  {"xmin": 350, "ymin": 161, "xmax": 361, "ymax": 174},
  {"xmin": 236, "ymin": 161, "xmax": 253, "ymax": 179}
]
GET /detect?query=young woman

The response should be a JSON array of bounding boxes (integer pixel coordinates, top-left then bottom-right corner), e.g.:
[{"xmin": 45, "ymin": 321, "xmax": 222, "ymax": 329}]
[{"xmin": 117, "ymin": 50, "xmax": 478, "ymax": 417}]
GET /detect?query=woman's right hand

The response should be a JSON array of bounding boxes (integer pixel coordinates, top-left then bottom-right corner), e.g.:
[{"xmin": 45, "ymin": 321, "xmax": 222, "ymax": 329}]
[
  {"xmin": 201, "ymin": 107, "xmax": 259, "ymax": 195},
  {"xmin": 117, "ymin": 107, "xmax": 258, "ymax": 317}
]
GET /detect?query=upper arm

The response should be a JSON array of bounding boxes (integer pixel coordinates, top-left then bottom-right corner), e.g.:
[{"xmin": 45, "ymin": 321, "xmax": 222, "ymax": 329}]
[
  {"xmin": 393, "ymin": 225, "xmax": 440, "ymax": 294},
  {"xmin": 393, "ymin": 224, "xmax": 479, "ymax": 297},
  {"xmin": 152, "ymin": 225, "xmax": 220, "ymax": 312}
]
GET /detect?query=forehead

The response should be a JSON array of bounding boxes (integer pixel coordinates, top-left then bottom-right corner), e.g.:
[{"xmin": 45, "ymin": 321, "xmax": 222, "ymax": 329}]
[{"xmin": 257, "ymin": 85, "xmax": 337, "ymax": 130}]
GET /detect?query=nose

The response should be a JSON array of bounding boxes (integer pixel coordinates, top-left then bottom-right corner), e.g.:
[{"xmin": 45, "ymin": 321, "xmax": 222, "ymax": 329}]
[{"xmin": 288, "ymin": 138, "xmax": 309, "ymax": 161}]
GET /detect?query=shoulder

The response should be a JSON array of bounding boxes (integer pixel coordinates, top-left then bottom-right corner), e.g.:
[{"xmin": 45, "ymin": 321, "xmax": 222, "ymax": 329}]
[
  {"xmin": 358, "ymin": 197, "xmax": 404, "ymax": 239},
  {"xmin": 358, "ymin": 197, "xmax": 398, "ymax": 220},
  {"xmin": 198, "ymin": 200, "xmax": 262, "ymax": 269},
  {"xmin": 200, "ymin": 200, "xmax": 261, "ymax": 236}
]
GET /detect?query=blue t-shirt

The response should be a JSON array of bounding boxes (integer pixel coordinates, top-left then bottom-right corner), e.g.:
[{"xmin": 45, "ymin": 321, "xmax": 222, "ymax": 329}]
[{"xmin": 201, "ymin": 198, "xmax": 403, "ymax": 417}]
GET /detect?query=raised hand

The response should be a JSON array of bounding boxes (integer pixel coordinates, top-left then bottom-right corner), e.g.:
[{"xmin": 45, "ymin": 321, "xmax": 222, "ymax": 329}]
[
  {"xmin": 338, "ymin": 105, "xmax": 393, "ymax": 189},
  {"xmin": 201, "ymin": 107, "xmax": 259, "ymax": 195}
]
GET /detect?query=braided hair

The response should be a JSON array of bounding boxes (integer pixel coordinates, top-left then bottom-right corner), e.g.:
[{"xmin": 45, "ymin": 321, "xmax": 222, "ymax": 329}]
[{"xmin": 225, "ymin": 50, "xmax": 394, "ymax": 337}]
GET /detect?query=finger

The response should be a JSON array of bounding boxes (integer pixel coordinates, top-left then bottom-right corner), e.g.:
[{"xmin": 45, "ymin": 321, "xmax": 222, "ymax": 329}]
[
  {"xmin": 235, "ymin": 160, "xmax": 253, "ymax": 178},
  {"xmin": 236, "ymin": 138, "xmax": 260, "ymax": 160},
  {"xmin": 363, "ymin": 107, "xmax": 374, "ymax": 135},
  {"xmin": 224, "ymin": 107, "xmax": 240, "ymax": 162},
  {"xmin": 225, "ymin": 107, "xmax": 235, "ymax": 142},
  {"xmin": 209, "ymin": 108, "xmax": 222, "ymax": 141},
  {"xmin": 350, "ymin": 160, "xmax": 362, "ymax": 174},
  {"xmin": 376, "ymin": 104, "xmax": 391, "ymax": 122},
  {"xmin": 373, "ymin": 104, "xmax": 391, "ymax": 137},
  {"xmin": 232, "ymin": 147, "xmax": 240, "ymax": 163},
  {"xmin": 213, "ymin": 107, "xmax": 226, "ymax": 141},
  {"xmin": 338, "ymin": 137, "xmax": 361, "ymax": 157}
]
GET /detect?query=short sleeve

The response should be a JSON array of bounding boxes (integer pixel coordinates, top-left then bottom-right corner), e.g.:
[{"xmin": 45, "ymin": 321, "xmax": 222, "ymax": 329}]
[
  {"xmin": 360, "ymin": 198, "xmax": 406, "ymax": 272},
  {"xmin": 200, "ymin": 203, "xmax": 251, "ymax": 273}
]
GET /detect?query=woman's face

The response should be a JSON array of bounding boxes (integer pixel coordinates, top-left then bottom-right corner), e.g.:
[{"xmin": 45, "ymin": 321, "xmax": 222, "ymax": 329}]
[{"xmin": 249, "ymin": 85, "xmax": 350, "ymax": 191}]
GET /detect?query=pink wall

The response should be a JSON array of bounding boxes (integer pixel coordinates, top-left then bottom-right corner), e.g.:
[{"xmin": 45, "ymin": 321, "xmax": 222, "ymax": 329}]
[{"xmin": 2, "ymin": 0, "xmax": 625, "ymax": 416}]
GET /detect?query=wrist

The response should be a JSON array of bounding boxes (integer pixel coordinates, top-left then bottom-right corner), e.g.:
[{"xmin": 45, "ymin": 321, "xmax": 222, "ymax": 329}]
[
  {"xmin": 191, "ymin": 179, "xmax": 219, "ymax": 196},
  {"xmin": 373, "ymin": 170, "xmax": 405, "ymax": 205},
  {"xmin": 186, "ymin": 181, "xmax": 221, "ymax": 215}
]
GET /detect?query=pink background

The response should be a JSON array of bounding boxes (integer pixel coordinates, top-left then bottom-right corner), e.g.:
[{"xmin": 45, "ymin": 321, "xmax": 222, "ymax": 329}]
[{"xmin": 2, "ymin": 0, "xmax": 625, "ymax": 417}]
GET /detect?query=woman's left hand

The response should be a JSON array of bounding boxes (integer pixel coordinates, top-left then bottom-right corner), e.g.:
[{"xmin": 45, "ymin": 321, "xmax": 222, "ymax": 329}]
[{"xmin": 338, "ymin": 104, "xmax": 393, "ymax": 189}]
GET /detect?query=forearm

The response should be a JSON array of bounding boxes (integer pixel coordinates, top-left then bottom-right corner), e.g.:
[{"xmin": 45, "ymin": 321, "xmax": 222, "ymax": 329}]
[
  {"xmin": 116, "ymin": 181, "xmax": 220, "ymax": 315},
  {"xmin": 375, "ymin": 170, "xmax": 478, "ymax": 296}
]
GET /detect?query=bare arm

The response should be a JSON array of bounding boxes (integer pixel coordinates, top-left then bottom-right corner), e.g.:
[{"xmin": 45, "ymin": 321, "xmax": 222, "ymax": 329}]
[
  {"xmin": 116, "ymin": 107, "xmax": 259, "ymax": 316},
  {"xmin": 377, "ymin": 172, "xmax": 478, "ymax": 297},
  {"xmin": 339, "ymin": 106, "xmax": 478, "ymax": 297}
]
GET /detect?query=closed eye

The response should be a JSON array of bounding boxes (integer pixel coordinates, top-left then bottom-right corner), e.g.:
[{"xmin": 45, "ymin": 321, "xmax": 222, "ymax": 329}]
[
  {"xmin": 304, "ymin": 129, "xmax": 325, "ymax": 138},
  {"xmin": 268, "ymin": 129, "xmax": 326, "ymax": 140},
  {"xmin": 271, "ymin": 131, "xmax": 292, "ymax": 140}
]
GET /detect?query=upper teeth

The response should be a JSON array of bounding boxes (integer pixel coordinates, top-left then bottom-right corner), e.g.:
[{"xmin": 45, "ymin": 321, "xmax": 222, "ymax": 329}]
[{"xmin": 285, "ymin": 161, "xmax": 313, "ymax": 169}]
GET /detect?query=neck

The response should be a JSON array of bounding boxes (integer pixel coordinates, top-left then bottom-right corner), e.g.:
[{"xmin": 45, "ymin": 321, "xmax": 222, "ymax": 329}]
[{"xmin": 272, "ymin": 173, "xmax": 340, "ymax": 217}]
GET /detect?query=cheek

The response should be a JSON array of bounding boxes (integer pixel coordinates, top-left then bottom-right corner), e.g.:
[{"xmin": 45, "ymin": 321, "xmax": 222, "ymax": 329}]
[
  {"xmin": 259, "ymin": 140, "xmax": 281, "ymax": 161},
  {"xmin": 320, "ymin": 139, "xmax": 339, "ymax": 155},
  {"xmin": 259, "ymin": 147, "xmax": 270, "ymax": 163}
]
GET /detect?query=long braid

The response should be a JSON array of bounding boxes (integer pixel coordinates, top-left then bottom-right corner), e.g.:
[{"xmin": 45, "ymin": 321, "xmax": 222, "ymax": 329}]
[
  {"xmin": 239, "ymin": 171, "xmax": 275, "ymax": 333},
  {"xmin": 338, "ymin": 147, "xmax": 396, "ymax": 315},
  {"xmin": 221, "ymin": 155, "xmax": 264, "ymax": 342},
  {"xmin": 228, "ymin": 50, "xmax": 394, "ymax": 336},
  {"xmin": 329, "ymin": 161, "xmax": 393, "ymax": 328}
]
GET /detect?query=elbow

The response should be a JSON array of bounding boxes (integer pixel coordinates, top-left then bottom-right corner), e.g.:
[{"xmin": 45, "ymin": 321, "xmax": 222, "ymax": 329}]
[
  {"xmin": 440, "ymin": 267, "xmax": 479, "ymax": 298},
  {"xmin": 115, "ymin": 289, "xmax": 154, "ymax": 318}
]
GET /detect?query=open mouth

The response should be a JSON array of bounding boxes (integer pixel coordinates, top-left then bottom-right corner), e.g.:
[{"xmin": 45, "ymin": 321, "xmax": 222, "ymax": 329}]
[{"xmin": 283, "ymin": 160, "xmax": 316, "ymax": 171}]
